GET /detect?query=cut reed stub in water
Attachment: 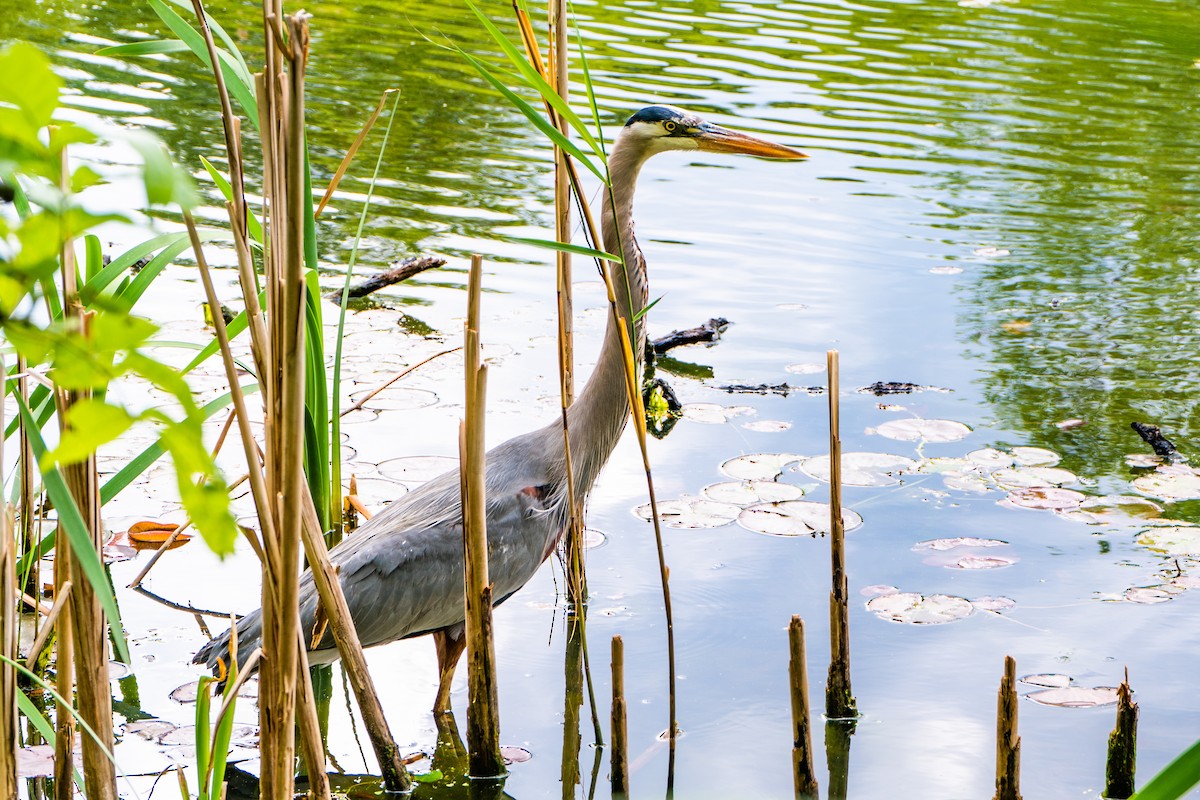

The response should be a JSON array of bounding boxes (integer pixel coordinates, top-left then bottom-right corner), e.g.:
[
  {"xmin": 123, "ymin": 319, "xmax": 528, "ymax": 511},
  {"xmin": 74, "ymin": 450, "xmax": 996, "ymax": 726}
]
[
  {"xmin": 1104, "ymin": 671, "xmax": 1137, "ymax": 799},
  {"xmin": 993, "ymin": 655, "xmax": 1022, "ymax": 800},
  {"xmin": 788, "ymin": 615, "xmax": 819, "ymax": 800}
]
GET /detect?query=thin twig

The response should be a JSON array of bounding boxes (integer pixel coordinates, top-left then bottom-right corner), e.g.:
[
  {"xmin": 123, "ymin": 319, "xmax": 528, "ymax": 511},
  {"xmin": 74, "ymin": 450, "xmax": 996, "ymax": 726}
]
[
  {"xmin": 341, "ymin": 347, "xmax": 461, "ymax": 415},
  {"xmin": 24, "ymin": 581, "xmax": 71, "ymax": 671}
]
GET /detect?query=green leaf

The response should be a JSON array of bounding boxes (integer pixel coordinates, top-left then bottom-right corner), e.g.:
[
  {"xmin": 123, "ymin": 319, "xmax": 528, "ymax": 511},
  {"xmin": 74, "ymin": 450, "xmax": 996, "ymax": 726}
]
[
  {"xmin": 0, "ymin": 43, "xmax": 60, "ymax": 144},
  {"xmin": 1132, "ymin": 738, "xmax": 1200, "ymax": 800},
  {"xmin": 125, "ymin": 129, "xmax": 198, "ymax": 209},
  {"xmin": 503, "ymin": 235, "xmax": 621, "ymax": 263},
  {"xmin": 200, "ymin": 156, "xmax": 263, "ymax": 243},
  {"xmin": 413, "ymin": 770, "xmax": 444, "ymax": 784},
  {"xmin": 47, "ymin": 399, "xmax": 137, "ymax": 466},
  {"xmin": 96, "ymin": 40, "xmax": 191, "ymax": 57},
  {"xmin": 71, "ymin": 165, "xmax": 106, "ymax": 193},
  {"xmin": 148, "ymin": 0, "xmax": 259, "ymax": 129},
  {"xmin": 91, "ymin": 312, "xmax": 159, "ymax": 353},
  {"xmin": 458, "ymin": 50, "xmax": 608, "ymax": 184},
  {"xmin": 463, "ymin": 0, "xmax": 605, "ymax": 159},
  {"xmin": 195, "ymin": 676, "xmax": 213, "ymax": 800},
  {"xmin": 14, "ymin": 395, "xmax": 130, "ymax": 661}
]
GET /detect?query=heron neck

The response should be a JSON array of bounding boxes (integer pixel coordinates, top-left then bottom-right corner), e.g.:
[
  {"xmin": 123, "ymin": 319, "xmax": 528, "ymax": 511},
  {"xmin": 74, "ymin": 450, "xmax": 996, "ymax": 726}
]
[{"xmin": 562, "ymin": 134, "xmax": 651, "ymax": 497}]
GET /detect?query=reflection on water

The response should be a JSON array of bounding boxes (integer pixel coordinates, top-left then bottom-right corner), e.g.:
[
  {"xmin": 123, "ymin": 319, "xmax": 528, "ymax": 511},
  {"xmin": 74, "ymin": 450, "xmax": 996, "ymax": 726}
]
[{"xmin": 9, "ymin": 0, "xmax": 1200, "ymax": 796}]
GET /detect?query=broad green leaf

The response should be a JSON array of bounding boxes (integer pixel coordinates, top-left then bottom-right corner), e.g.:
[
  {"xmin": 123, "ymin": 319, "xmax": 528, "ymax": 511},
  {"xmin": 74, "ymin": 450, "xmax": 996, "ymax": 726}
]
[
  {"xmin": 125, "ymin": 129, "xmax": 197, "ymax": 208},
  {"xmin": 464, "ymin": 0, "xmax": 605, "ymax": 159},
  {"xmin": 504, "ymin": 235, "xmax": 621, "ymax": 263},
  {"xmin": 90, "ymin": 312, "xmax": 159, "ymax": 353},
  {"xmin": 158, "ymin": 420, "xmax": 237, "ymax": 556},
  {"xmin": 15, "ymin": 396, "xmax": 130, "ymax": 661},
  {"xmin": 0, "ymin": 44, "xmax": 59, "ymax": 144},
  {"xmin": 1133, "ymin": 738, "xmax": 1200, "ymax": 800},
  {"xmin": 48, "ymin": 399, "xmax": 137, "ymax": 466},
  {"xmin": 71, "ymin": 165, "xmax": 106, "ymax": 193}
]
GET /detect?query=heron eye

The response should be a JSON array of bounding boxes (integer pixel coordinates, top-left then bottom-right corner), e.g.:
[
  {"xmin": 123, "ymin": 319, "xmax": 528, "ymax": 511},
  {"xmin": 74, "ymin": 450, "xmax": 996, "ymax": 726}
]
[{"xmin": 663, "ymin": 121, "xmax": 678, "ymax": 133}]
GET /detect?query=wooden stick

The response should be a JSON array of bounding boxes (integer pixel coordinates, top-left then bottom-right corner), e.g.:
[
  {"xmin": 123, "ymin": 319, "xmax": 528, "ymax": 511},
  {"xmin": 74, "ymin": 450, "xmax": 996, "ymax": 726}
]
[
  {"xmin": 789, "ymin": 616, "xmax": 819, "ymax": 799},
  {"xmin": 460, "ymin": 254, "xmax": 505, "ymax": 777},
  {"xmin": 611, "ymin": 635, "xmax": 629, "ymax": 798},
  {"xmin": 1105, "ymin": 669, "xmax": 1138, "ymax": 799},
  {"xmin": 24, "ymin": 581, "xmax": 71, "ymax": 672},
  {"xmin": 825, "ymin": 350, "xmax": 856, "ymax": 719},
  {"xmin": 325, "ymin": 255, "xmax": 445, "ymax": 301},
  {"xmin": 0, "ymin": 508, "xmax": 16, "ymax": 800},
  {"xmin": 993, "ymin": 655, "xmax": 1022, "ymax": 800}
]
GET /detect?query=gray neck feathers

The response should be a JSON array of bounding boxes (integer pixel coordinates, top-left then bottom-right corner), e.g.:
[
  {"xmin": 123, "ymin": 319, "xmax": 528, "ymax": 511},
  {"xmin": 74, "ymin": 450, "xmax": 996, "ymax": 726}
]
[{"xmin": 543, "ymin": 129, "xmax": 652, "ymax": 501}]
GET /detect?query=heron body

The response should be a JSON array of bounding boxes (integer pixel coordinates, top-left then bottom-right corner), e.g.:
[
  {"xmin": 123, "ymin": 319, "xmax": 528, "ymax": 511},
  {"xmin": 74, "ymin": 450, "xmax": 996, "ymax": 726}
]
[{"xmin": 195, "ymin": 105, "xmax": 804, "ymax": 712}]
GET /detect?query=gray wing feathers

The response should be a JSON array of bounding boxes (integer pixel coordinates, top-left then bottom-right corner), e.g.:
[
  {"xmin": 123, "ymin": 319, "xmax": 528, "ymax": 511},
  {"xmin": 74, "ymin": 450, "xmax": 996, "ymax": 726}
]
[{"xmin": 194, "ymin": 431, "xmax": 565, "ymax": 672}]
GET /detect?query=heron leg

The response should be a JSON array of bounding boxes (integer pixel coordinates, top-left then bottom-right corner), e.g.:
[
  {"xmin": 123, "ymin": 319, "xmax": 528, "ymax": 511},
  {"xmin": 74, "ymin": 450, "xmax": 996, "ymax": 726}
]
[{"xmin": 432, "ymin": 624, "xmax": 466, "ymax": 715}]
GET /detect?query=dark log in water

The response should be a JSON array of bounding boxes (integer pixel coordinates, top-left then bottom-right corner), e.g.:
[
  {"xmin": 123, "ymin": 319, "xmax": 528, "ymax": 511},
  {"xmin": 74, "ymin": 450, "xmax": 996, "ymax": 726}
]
[
  {"xmin": 649, "ymin": 317, "xmax": 729, "ymax": 355},
  {"xmin": 328, "ymin": 255, "xmax": 446, "ymax": 301},
  {"xmin": 1130, "ymin": 421, "xmax": 1185, "ymax": 463}
]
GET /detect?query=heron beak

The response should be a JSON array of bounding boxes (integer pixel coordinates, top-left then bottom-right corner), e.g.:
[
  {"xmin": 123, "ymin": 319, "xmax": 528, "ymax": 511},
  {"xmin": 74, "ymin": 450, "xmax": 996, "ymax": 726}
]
[{"xmin": 694, "ymin": 123, "xmax": 807, "ymax": 160}]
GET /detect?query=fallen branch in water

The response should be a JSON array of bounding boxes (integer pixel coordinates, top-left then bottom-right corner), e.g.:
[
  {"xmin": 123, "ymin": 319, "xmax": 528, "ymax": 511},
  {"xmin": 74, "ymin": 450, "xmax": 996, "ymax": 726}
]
[
  {"xmin": 649, "ymin": 317, "xmax": 729, "ymax": 355},
  {"xmin": 1130, "ymin": 421, "xmax": 1186, "ymax": 464},
  {"xmin": 328, "ymin": 255, "xmax": 446, "ymax": 301}
]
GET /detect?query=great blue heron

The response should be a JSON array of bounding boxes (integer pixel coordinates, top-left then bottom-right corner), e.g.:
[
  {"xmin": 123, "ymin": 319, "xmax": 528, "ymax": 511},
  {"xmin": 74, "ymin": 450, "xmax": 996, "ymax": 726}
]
[{"xmin": 195, "ymin": 105, "xmax": 805, "ymax": 713}]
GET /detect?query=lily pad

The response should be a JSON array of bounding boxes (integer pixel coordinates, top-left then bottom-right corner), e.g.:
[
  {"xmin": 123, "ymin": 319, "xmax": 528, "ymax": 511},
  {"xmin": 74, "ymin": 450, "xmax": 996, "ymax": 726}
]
[
  {"xmin": 737, "ymin": 500, "xmax": 863, "ymax": 537},
  {"xmin": 873, "ymin": 418, "xmax": 971, "ymax": 443},
  {"xmin": 1019, "ymin": 674, "xmax": 1072, "ymax": 689},
  {"xmin": 742, "ymin": 419, "xmax": 791, "ymax": 433},
  {"xmin": 866, "ymin": 592, "xmax": 974, "ymax": 624},
  {"xmin": 1010, "ymin": 447, "xmax": 1061, "ymax": 466},
  {"xmin": 948, "ymin": 555, "xmax": 1017, "ymax": 570},
  {"xmin": 1125, "ymin": 454, "xmax": 1164, "ymax": 468},
  {"xmin": 720, "ymin": 453, "xmax": 804, "ymax": 481},
  {"xmin": 915, "ymin": 457, "xmax": 974, "ymax": 474},
  {"xmin": 1123, "ymin": 586, "xmax": 1175, "ymax": 604},
  {"xmin": 702, "ymin": 480, "xmax": 804, "ymax": 506},
  {"xmin": 1135, "ymin": 526, "xmax": 1200, "ymax": 556},
  {"xmin": 992, "ymin": 467, "xmax": 1078, "ymax": 489},
  {"xmin": 682, "ymin": 403, "xmax": 754, "ymax": 424},
  {"xmin": 914, "ymin": 537, "xmax": 1007, "ymax": 551},
  {"xmin": 801, "ymin": 452, "xmax": 918, "ymax": 487},
  {"xmin": 1025, "ymin": 686, "xmax": 1120, "ymax": 708},
  {"xmin": 1059, "ymin": 495, "xmax": 1162, "ymax": 525},
  {"xmin": 376, "ymin": 455, "xmax": 457, "ymax": 485},
  {"xmin": 861, "ymin": 584, "xmax": 900, "ymax": 598},
  {"xmin": 971, "ymin": 596, "xmax": 1016, "ymax": 612},
  {"xmin": 1003, "ymin": 486, "xmax": 1086, "ymax": 511},
  {"xmin": 943, "ymin": 473, "xmax": 992, "ymax": 494},
  {"xmin": 634, "ymin": 498, "xmax": 741, "ymax": 529},
  {"xmin": 170, "ymin": 678, "xmax": 258, "ymax": 704},
  {"xmin": 968, "ymin": 448, "xmax": 1013, "ymax": 468},
  {"xmin": 501, "ymin": 746, "xmax": 533, "ymax": 765},
  {"xmin": 1133, "ymin": 468, "xmax": 1200, "ymax": 501}
]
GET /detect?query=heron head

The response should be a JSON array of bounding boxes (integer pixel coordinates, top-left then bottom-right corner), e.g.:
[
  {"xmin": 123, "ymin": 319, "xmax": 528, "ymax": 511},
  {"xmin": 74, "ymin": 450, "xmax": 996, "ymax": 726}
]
[{"xmin": 622, "ymin": 105, "xmax": 806, "ymax": 160}]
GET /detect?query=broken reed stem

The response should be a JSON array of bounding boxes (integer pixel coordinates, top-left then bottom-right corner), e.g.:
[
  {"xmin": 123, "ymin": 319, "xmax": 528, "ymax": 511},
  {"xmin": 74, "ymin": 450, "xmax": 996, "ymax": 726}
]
[
  {"xmin": 56, "ymin": 143, "xmax": 117, "ymax": 800},
  {"xmin": 24, "ymin": 580, "xmax": 71, "ymax": 672},
  {"xmin": 611, "ymin": 635, "xmax": 629, "ymax": 799},
  {"xmin": 825, "ymin": 350, "xmax": 856, "ymax": 720},
  {"xmin": 789, "ymin": 616, "xmax": 819, "ymax": 800},
  {"xmin": 460, "ymin": 254, "xmax": 505, "ymax": 777},
  {"xmin": 52, "ymin": 543, "xmax": 74, "ymax": 800},
  {"xmin": 341, "ymin": 347, "xmax": 462, "ymax": 415},
  {"xmin": 993, "ymin": 655, "xmax": 1022, "ymax": 800},
  {"xmin": 0, "ymin": 508, "xmax": 16, "ymax": 800},
  {"xmin": 256, "ymin": 10, "xmax": 310, "ymax": 799},
  {"xmin": 1105, "ymin": 670, "xmax": 1137, "ymax": 799},
  {"xmin": 294, "ymin": 628, "xmax": 331, "ymax": 800},
  {"xmin": 16, "ymin": 357, "xmax": 37, "ymax": 599}
]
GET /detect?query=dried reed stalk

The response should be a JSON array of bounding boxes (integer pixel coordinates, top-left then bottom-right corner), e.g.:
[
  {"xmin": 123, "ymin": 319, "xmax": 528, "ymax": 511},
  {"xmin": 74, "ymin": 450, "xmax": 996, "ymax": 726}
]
[
  {"xmin": 460, "ymin": 254, "xmax": 504, "ymax": 776},
  {"xmin": 255, "ymin": 9, "xmax": 309, "ymax": 796},
  {"xmin": 55, "ymin": 143, "xmax": 116, "ymax": 800},
  {"xmin": 0, "ymin": 507, "xmax": 16, "ymax": 798},
  {"xmin": 789, "ymin": 616, "xmax": 819, "ymax": 799},
  {"xmin": 993, "ymin": 655, "xmax": 1022, "ymax": 800},
  {"xmin": 1105, "ymin": 669, "xmax": 1137, "ymax": 799},
  {"xmin": 610, "ymin": 635, "xmax": 629, "ymax": 798},
  {"xmin": 825, "ymin": 350, "xmax": 856, "ymax": 719}
]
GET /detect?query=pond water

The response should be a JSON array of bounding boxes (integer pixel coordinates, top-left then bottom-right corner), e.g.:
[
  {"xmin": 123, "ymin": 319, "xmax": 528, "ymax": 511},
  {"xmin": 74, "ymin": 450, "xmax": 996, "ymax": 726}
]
[{"xmin": 7, "ymin": 0, "xmax": 1200, "ymax": 797}]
